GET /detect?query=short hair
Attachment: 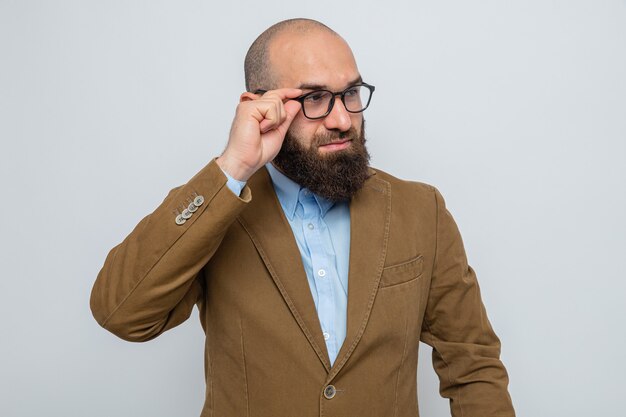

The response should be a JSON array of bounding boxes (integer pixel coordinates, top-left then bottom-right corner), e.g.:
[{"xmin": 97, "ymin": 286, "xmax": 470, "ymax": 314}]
[{"xmin": 244, "ymin": 18, "xmax": 339, "ymax": 92}]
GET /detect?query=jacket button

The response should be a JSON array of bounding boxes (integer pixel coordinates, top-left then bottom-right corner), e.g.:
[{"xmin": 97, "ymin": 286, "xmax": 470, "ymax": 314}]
[
  {"xmin": 323, "ymin": 385, "xmax": 336, "ymax": 399},
  {"xmin": 175, "ymin": 214, "xmax": 186, "ymax": 225},
  {"xmin": 181, "ymin": 208, "xmax": 192, "ymax": 219},
  {"xmin": 193, "ymin": 195, "xmax": 205, "ymax": 207}
]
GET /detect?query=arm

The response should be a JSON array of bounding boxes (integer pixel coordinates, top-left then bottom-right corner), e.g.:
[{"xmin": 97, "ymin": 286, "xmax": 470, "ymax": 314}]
[
  {"xmin": 420, "ymin": 188, "xmax": 515, "ymax": 416},
  {"xmin": 90, "ymin": 160, "xmax": 250, "ymax": 342},
  {"xmin": 90, "ymin": 88, "xmax": 302, "ymax": 342}
]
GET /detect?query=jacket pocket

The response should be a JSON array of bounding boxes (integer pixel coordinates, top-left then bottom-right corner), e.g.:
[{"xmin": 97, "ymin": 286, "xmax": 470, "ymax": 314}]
[{"xmin": 379, "ymin": 255, "xmax": 424, "ymax": 288}]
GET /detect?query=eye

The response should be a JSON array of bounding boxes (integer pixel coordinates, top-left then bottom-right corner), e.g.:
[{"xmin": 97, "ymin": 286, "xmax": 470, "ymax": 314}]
[
  {"xmin": 304, "ymin": 91, "xmax": 328, "ymax": 103},
  {"xmin": 344, "ymin": 86, "xmax": 360, "ymax": 97}
]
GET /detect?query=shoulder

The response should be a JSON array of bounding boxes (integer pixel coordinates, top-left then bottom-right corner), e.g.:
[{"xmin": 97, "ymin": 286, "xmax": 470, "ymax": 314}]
[
  {"xmin": 367, "ymin": 166, "xmax": 455, "ymax": 219},
  {"xmin": 368, "ymin": 166, "xmax": 438, "ymax": 198}
]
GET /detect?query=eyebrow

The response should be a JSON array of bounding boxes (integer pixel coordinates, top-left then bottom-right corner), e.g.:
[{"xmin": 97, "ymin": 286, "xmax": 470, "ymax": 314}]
[{"xmin": 297, "ymin": 75, "xmax": 363, "ymax": 91}]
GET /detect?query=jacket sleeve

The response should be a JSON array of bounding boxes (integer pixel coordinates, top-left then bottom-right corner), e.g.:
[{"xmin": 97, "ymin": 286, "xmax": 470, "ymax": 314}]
[
  {"xmin": 90, "ymin": 159, "xmax": 251, "ymax": 342},
  {"xmin": 420, "ymin": 188, "xmax": 515, "ymax": 416}
]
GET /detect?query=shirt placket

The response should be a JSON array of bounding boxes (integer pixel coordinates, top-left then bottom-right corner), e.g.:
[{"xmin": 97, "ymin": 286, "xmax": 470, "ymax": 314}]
[{"xmin": 299, "ymin": 190, "xmax": 339, "ymax": 363}]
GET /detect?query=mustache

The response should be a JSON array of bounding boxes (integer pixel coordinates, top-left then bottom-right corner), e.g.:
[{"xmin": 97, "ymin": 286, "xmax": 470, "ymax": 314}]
[{"xmin": 312, "ymin": 126, "xmax": 361, "ymax": 147}]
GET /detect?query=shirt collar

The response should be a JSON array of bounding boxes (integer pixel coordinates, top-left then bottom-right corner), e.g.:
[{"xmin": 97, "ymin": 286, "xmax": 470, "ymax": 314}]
[{"xmin": 265, "ymin": 163, "xmax": 334, "ymax": 220}]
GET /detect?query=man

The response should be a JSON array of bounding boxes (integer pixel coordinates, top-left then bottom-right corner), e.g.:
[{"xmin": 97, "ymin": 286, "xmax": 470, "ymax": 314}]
[{"xmin": 91, "ymin": 18, "xmax": 515, "ymax": 417}]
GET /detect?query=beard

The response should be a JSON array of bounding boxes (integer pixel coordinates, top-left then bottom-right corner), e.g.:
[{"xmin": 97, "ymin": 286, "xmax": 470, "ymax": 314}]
[{"xmin": 272, "ymin": 120, "xmax": 371, "ymax": 202}]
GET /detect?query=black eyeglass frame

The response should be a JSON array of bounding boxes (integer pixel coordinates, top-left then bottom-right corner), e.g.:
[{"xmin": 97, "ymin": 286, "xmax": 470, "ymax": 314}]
[{"xmin": 253, "ymin": 82, "xmax": 376, "ymax": 120}]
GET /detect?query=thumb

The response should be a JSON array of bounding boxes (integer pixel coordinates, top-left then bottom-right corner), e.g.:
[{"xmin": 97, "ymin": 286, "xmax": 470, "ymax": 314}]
[
  {"xmin": 284, "ymin": 100, "xmax": 302, "ymax": 120},
  {"xmin": 275, "ymin": 100, "xmax": 302, "ymax": 136}
]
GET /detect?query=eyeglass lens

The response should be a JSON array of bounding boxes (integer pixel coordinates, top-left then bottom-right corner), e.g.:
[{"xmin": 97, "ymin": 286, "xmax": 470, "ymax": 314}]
[{"xmin": 302, "ymin": 85, "xmax": 372, "ymax": 119}]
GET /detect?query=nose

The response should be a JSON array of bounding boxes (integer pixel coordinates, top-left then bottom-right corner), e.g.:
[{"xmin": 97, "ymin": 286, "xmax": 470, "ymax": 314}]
[{"xmin": 323, "ymin": 95, "xmax": 353, "ymax": 132}]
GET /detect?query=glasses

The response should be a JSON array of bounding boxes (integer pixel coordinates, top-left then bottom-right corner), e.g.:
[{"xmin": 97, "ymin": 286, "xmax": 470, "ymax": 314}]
[{"xmin": 254, "ymin": 83, "xmax": 375, "ymax": 120}]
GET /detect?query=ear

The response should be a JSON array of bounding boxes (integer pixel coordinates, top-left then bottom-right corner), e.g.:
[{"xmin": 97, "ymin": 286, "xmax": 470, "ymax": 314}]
[{"xmin": 240, "ymin": 91, "xmax": 260, "ymax": 103}]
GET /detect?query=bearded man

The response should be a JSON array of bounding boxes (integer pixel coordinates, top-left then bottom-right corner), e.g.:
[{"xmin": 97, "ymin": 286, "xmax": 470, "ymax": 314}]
[{"xmin": 91, "ymin": 18, "xmax": 515, "ymax": 417}]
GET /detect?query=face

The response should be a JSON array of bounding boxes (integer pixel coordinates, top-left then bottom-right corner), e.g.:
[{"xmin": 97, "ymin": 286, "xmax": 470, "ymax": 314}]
[
  {"xmin": 269, "ymin": 30, "xmax": 364, "ymax": 150},
  {"xmin": 268, "ymin": 30, "xmax": 372, "ymax": 201}
]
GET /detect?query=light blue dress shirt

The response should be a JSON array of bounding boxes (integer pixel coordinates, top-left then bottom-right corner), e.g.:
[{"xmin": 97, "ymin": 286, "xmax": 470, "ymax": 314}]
[{"xmin": 220, "ymin": 164, "xmax": 350, "ymax": 365}]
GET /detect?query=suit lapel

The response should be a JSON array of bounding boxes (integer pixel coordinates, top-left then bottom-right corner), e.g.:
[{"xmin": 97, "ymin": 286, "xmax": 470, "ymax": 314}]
[
  {"xmin": 329, "ymin": 172, "xmax": 391, "ymax": 379},
  {"xmin": 237, "ymin": 167, "xmax": 392, "ymax": 377},
  {"xmin": 237, "ymin": 167, "xmax": 332, "ymax": 372}
]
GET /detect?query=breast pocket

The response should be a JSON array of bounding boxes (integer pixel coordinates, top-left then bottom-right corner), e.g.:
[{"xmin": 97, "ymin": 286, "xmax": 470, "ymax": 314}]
[{"xmin": 379, "ymin": 255, "xmax": 424, "ymax": 288}]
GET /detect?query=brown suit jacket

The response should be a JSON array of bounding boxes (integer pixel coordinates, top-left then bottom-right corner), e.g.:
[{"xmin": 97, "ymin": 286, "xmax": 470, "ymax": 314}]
[{"xmin": 91, "ymin": 159, "xmax": 515, "ymax": 417}]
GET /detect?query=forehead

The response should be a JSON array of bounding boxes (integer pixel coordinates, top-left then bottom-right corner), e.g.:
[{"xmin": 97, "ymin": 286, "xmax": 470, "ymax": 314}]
[{"xmin": 268, "ymin": 30, "xmax": 360, "ymax": 90}]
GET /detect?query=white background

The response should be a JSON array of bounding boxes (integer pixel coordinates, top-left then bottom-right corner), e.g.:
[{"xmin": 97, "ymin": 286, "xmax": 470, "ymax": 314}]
[{"xmin": 1, "ymin": 1, "xmax": 625, "ymax": 416}]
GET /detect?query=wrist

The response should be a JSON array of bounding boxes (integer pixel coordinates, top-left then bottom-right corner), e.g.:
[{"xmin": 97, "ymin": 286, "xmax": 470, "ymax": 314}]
[{"xmin": 216, "ymin": 154, "xmax": 255, "ymax": 182}]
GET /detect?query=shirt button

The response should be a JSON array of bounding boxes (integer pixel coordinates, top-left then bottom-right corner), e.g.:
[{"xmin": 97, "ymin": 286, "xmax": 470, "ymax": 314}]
[
  {"xmin": 323, "ymin": 385, "xmax": 336, "ymax": 399},
  {"xmin": 317, "ymin": 269, "xmax": 326, "ymax": 277},
  {"xmin": 323, "ymin": 332, "xmax": 330, "ymax": 340},
  {"xmin": 307, "ymin": 223, "xmax": 314, "ymax": 230}
]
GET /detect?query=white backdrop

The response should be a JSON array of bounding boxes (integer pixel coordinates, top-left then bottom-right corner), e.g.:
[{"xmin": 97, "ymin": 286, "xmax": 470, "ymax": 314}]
[{"xmin": 1, "ymin": 1, "xmax": 625, "ymax": 416}]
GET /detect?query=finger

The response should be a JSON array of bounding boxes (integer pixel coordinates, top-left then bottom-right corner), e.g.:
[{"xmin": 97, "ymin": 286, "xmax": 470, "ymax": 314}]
[
  {"xmin": 259, "ymin": 118, "xmax": 274, "ymax": 133},
  {"xmin": 272, "ymin": 100, "xmax": 302, "ymax": 137},
  {"xmin": 276, "ymin": 99, "xmax": 283, "ymax": 129},
  {"xmin": 253, "ymin": 88, "xmax": 302, "ymax": 133},
  {"xmin": 283, "ymin": 100, "xmax": 302, "ymax": 121},
  {"xmin": 249, "ymin": 100, "xmax": 281, "ymax": 133},
  {"xmin": 261, "ymin": 88, "xmax": 302, "ymax": 101},
  {"xmin": 258, "ymin": 98, "xmax": 289, "ymax": 133}
]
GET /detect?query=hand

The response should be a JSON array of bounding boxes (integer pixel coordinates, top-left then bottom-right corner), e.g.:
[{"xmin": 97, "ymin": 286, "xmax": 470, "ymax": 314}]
[{"xmin": 217, "ymin": 88, "xmax": 302, "ymax": 181}]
